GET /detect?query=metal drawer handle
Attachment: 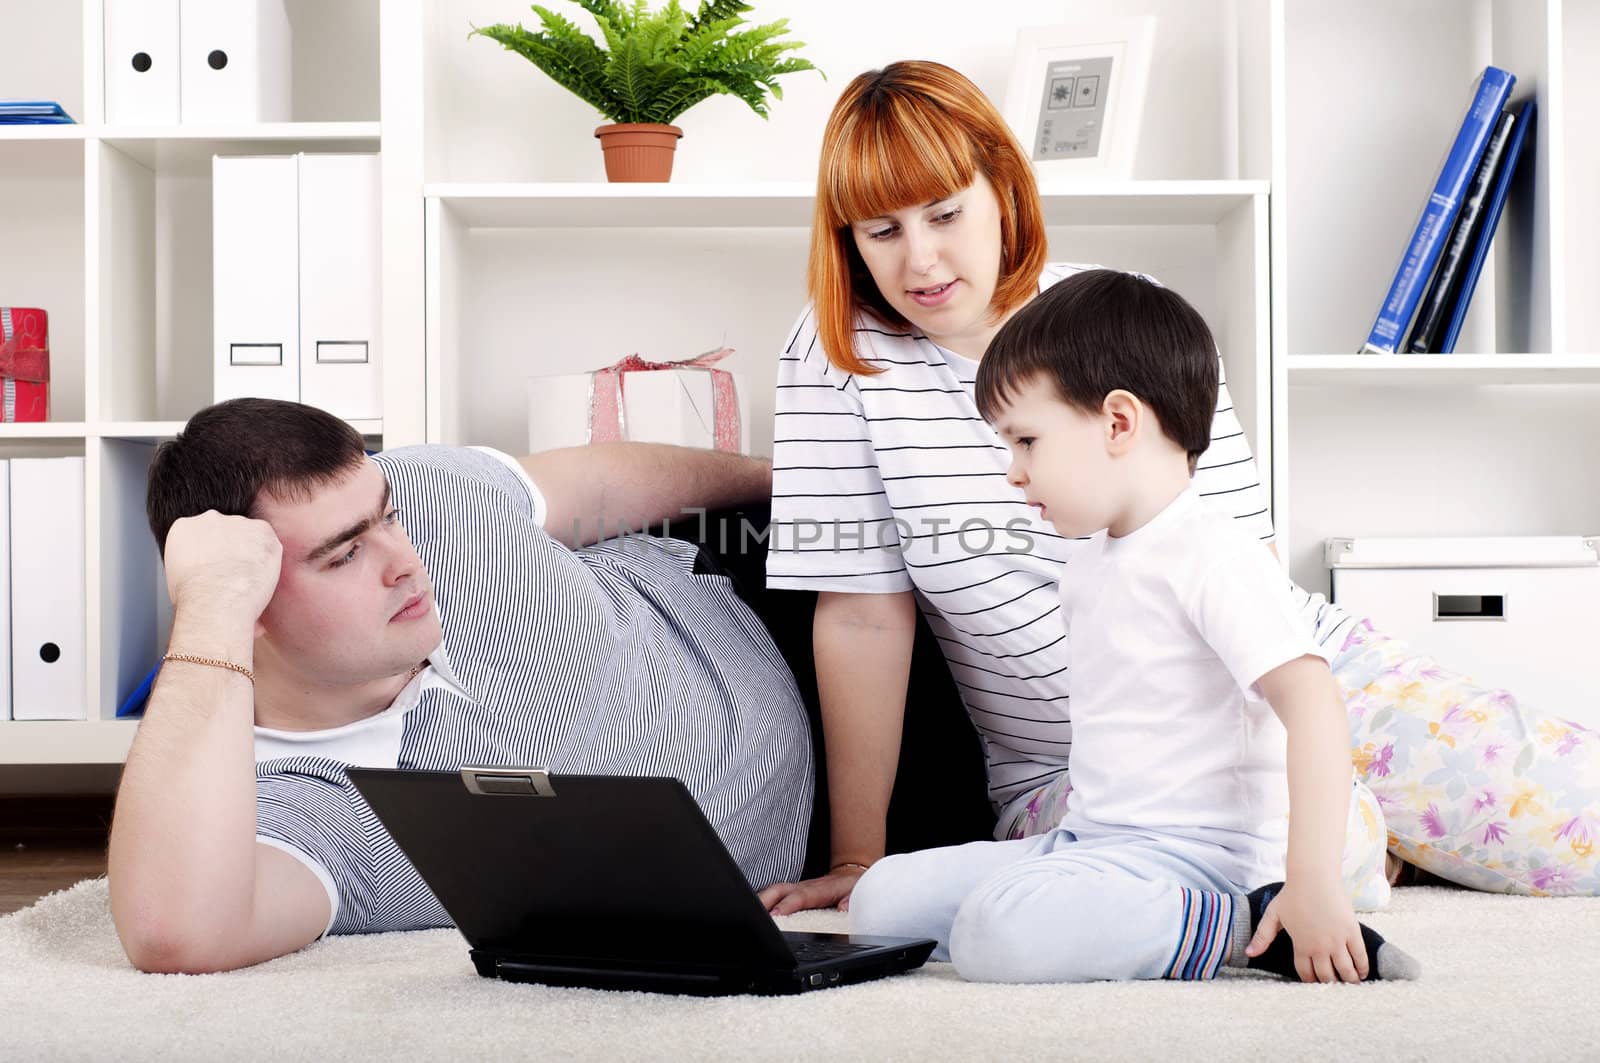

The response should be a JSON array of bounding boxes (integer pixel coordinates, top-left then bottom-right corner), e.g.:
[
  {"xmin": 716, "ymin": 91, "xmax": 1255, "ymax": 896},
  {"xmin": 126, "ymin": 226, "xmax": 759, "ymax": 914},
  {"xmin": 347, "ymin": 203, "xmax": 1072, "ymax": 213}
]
[{"xmin": 1433, "ymin": 593, "xmax": 1505, "ymax": 621}]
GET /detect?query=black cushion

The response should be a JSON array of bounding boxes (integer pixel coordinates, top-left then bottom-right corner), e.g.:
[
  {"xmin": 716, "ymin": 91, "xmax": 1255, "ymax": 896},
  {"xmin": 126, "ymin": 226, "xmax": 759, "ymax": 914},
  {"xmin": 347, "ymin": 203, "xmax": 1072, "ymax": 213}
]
[{"xmin": 665, "ymin": 504, "xmax": 997, "ymax": 877}]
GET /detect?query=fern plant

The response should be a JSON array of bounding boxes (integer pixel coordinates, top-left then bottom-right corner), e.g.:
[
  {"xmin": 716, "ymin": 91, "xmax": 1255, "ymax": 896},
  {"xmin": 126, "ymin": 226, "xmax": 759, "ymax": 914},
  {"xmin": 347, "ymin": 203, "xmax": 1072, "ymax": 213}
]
[{"xmin": 471, "ymin": 0, "xmax": 822, "ymax": 126}]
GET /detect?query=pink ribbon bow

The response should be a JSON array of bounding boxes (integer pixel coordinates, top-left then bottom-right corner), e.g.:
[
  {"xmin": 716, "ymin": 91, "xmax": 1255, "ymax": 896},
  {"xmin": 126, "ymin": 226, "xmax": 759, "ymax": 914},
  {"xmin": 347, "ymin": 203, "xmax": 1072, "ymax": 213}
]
[{"xmin": 588, "ymin": 347, "xmax": 741, "ymax": 452}]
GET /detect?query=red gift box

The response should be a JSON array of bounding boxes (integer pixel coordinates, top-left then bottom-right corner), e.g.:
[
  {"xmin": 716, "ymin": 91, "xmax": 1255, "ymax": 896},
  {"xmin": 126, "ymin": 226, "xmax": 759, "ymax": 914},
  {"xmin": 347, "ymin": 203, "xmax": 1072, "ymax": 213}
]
[{"xmin": 0, "ymin": 307, "xmax": 49, "ymax": 422}]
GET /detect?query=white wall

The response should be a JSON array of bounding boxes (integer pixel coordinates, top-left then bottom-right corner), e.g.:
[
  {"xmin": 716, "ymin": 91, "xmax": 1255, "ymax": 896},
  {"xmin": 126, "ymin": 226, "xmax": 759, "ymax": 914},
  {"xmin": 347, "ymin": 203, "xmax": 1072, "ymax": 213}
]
[{"xmin": 423, "ymin": 0, "xmax": 1258, "ymax": 184}]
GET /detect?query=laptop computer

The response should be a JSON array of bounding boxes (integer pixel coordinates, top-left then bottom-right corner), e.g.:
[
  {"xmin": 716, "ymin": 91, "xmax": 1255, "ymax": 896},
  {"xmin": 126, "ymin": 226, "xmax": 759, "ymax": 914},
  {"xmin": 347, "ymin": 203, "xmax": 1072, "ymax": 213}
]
[{"xmin": 345, "ymin": 766, "xmax": 937, "ymax": 996}]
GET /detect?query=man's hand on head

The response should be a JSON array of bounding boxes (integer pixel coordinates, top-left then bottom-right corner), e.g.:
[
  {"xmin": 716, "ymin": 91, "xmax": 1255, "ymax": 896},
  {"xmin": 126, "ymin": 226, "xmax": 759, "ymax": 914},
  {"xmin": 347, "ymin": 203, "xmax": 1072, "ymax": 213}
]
[{"xmin": 163, "ymin": 511, "xmax": 283, "ymax": 622}]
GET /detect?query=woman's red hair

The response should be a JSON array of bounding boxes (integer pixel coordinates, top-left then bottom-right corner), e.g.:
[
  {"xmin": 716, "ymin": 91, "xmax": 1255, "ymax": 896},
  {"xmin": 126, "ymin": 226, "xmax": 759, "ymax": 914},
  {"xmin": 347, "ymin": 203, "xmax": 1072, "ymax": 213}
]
[{"xmin": 807, "ymin": 61, "xmax": 1047, "ymax": 375}]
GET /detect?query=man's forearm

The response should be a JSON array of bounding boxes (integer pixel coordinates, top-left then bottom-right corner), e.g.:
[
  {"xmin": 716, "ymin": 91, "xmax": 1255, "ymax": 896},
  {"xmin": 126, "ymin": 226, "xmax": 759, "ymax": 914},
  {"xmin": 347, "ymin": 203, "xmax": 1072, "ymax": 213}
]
[
  {"xmin": 108, "ymin": 607, "xmax": 261, "ymax": 967},
  {"xmin": 525, "ymin": 443, "xmax": 773, "ymax": 548}
]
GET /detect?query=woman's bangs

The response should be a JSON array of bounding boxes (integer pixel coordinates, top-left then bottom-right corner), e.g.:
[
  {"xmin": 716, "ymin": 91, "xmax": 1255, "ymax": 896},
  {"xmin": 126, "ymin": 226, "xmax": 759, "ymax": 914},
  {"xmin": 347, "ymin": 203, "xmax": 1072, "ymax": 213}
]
[{"xmin": 821, "ymin": 101, "xmax": 977, "ymax": 228}]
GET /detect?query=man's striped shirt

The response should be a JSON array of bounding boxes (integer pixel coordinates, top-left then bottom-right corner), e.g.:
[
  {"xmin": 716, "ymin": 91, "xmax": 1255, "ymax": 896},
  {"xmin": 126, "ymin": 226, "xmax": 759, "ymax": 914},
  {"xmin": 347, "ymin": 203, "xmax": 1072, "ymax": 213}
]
[{"xmin": 252, "ymin": 446, "xmax": 813, "ymax": 935}]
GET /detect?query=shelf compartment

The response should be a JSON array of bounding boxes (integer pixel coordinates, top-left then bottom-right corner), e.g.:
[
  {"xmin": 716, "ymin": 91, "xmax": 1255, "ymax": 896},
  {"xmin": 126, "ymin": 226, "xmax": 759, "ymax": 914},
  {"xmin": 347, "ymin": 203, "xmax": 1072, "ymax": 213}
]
[
  {"xmin": 1282, "ymin": 381, "xmax": 1600, "ymax": 598},
  {"xmin": 425, "ymin": 192, "xmax": 1272, "ymax": 470},
  {"xmin": 84, "ymin": 0, "xmax": 379, "ymax": 128},
  {"xmin": 93, "ymin": 136, "xmax": 385, "ymax": 423},
  {"xmin": 0, "ymin": 0, "xmax": 83, "ymax": 124},
  {"xmin": 1282, "ymin": 0, "xmax": 1556, "ymax": 358},
  {"xmin": 422, "ymin": 0, "xmax": 1273, "ymax": 184},
  {"xmin": 0, "ymin": 138, "xmax": 86, "ymax": 423}
]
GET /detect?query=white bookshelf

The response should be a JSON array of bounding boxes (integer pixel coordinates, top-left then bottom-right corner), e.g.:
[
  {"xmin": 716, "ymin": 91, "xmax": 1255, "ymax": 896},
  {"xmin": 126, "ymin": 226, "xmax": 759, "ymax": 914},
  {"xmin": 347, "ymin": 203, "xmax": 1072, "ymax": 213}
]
[
  {"xmin": 1, "ymin": 0, "xmax": 1595, "ymax": 766},
  {"xmin": 0, "ymin": 0, "xmax": 383, "ymax": 764}
]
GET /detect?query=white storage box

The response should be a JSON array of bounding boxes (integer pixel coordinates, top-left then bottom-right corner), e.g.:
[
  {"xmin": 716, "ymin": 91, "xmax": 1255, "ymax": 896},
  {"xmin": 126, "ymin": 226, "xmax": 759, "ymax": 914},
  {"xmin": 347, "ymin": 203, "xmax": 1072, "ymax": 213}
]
[
  {"xmin": 1327, "ymin": 536, "xmax": 1600, "ymax": 726},
  {"xmin": 178, "ymin": 0, "xmax": 292, "ymax": 124}
]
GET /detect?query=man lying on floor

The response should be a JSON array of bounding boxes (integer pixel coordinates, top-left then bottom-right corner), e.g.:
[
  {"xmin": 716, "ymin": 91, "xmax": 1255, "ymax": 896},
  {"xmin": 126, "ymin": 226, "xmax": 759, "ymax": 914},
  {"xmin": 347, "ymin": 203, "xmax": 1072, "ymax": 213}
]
[{"xmin": 109, "ymin": 398, "xmax": 816, "ymax": 974}]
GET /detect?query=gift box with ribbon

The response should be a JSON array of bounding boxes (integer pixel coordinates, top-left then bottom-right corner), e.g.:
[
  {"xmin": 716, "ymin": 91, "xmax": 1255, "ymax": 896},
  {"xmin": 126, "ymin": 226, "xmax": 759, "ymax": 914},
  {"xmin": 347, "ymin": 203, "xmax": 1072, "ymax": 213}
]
[
  {"xmin": 528, "ymin": 347, "xmax": 750, "ymax": 455},
  {"xmin": 0, "ymin": 307, "xmax": 49, "ymax": 422}
]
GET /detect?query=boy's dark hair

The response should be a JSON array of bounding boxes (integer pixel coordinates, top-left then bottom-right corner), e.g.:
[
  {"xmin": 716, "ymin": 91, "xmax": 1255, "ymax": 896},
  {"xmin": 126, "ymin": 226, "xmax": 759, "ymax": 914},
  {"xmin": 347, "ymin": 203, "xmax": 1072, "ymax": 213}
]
[
  {"xmin": 146, "ymin": 398, "xmax": 368, "ymax": 556},
  {"xmin": 974, "ymin": 269, "xmax": 1219, "ymax": 471}
]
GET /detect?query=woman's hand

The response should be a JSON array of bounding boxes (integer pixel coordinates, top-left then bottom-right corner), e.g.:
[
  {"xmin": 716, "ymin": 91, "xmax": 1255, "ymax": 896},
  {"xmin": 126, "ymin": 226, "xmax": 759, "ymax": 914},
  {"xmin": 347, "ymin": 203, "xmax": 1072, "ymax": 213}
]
[
  {"xmin": 757, "ymin": 866, "xmax": 869, "ymax": 915},
  {"xmin": 1246, "ymin": 877, "xmax": 1369, "ymax": 983}
]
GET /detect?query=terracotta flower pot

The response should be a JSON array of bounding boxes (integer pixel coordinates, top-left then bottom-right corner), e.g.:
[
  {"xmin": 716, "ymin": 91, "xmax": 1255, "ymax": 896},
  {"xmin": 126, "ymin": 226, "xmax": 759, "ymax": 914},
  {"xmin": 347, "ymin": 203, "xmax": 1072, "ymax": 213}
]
[{"xmin": 594, "ymin": 123, "xmax": 683, "ymax": 182}]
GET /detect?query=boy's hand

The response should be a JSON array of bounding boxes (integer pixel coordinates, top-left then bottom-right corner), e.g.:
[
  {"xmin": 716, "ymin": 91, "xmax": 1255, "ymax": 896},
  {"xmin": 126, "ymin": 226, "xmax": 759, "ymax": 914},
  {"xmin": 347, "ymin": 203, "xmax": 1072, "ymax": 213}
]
[{"xmin": 1245, "ymin": 878, "xmax": 1369, "ymax": 983}]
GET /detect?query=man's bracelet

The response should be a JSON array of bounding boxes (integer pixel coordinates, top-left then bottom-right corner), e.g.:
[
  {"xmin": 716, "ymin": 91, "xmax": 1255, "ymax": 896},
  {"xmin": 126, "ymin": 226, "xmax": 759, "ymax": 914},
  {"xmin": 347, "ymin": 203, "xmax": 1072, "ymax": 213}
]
[
  {"xmin": 163, "ymin": 652, "xmax": 255, "ymax": 684},
  {"xmin": 830, "ymin": 861, "xmax": 872, "ymax": 876}
]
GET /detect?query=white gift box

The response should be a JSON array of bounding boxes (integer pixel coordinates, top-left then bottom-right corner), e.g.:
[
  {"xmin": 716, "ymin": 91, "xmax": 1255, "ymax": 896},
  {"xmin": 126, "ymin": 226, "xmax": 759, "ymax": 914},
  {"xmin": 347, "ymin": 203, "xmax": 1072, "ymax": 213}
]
[
  {"xmin": 1327, "ymin": 535, "xmax": 1600, "ymax": 725},
  {"xmin": 528, "ymin": 361, "xmax": 750, "ymax": 455}
]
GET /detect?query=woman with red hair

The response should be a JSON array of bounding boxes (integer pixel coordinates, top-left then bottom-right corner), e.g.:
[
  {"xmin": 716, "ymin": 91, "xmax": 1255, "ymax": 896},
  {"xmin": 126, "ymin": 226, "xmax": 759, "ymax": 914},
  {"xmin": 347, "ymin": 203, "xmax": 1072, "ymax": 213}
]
[{"xmin": 759, "ymin": 60, "xmax": 1599, "ymax": 916}]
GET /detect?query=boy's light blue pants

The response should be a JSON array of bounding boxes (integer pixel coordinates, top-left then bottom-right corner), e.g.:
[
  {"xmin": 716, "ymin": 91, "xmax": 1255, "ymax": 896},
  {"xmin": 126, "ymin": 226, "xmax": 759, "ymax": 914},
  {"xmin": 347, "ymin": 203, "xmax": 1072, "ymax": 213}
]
[{"xmin": 849, "ymin": 828, "xmax": 1251, "ymax": 982}]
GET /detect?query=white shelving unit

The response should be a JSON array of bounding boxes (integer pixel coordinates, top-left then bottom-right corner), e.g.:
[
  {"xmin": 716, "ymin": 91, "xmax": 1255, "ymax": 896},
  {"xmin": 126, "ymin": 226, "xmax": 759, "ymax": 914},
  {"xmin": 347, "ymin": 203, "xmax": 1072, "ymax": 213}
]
[
  {"xmin": 0, "ymin": 0, "xmax": 381, "ymax": 766},
  {"xmin": 3, "ymin": 0, "xmax": 1595, "ymax": 767},
  {"xmin": 1271, "ymin": 0, "xmax": 1600, "ymax": 596}
]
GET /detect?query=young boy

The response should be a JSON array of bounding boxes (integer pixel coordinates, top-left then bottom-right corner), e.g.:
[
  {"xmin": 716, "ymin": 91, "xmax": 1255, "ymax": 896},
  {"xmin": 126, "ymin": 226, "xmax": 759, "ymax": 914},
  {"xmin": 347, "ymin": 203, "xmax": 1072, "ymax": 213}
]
[{"xmin": 844, "ymin": 269, "xmax": 1419, "ymax": 984}]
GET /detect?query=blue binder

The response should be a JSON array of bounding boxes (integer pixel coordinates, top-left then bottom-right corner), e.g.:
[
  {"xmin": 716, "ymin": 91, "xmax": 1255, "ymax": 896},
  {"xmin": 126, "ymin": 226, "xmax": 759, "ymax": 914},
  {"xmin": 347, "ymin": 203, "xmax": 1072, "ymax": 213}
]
[
  {"xmin": 0, "ymin": 100, "xmax": 75, "ymax": 124},
  {"xmin": 1435, "ymin": 98, "xmax": 1536, "ymax": 354},
  {"xmin": 117, "ymin": 663, "xmax": 159, "ymax": 718},
  {"xmin": 1361, "ymin": 66, "xmax": 1516, "ymax": 353}
]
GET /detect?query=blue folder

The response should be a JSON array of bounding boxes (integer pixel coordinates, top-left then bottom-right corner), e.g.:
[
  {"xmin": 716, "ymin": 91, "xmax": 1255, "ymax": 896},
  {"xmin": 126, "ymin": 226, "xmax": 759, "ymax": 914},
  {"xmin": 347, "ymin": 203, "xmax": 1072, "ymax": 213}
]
[
  {"xmin": 0, "ymin": 100, "xmax": 75, "ymax": 124},
  {"xmin": 117, "ymin": 663, "xmax": 159, "ymax": 718},
  {"xmin": 1435, "ymin": 98, "xmax": 1536, "ymax": 354},
  {"xmin": 1361, "ymin": 66, "xmax": 1516, "ymax": 353}
]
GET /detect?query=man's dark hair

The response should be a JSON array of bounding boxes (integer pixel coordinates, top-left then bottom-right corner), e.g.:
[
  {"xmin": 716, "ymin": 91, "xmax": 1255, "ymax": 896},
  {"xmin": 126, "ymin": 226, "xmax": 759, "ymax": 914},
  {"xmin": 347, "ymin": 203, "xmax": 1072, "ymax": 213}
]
[
  {"xmin": 146, "ymin": 398, "xmax": 368, "ymax": 556},
  {"xmin": 974, "ymin": 269, "xmax": 1219, "ymax": 471}
]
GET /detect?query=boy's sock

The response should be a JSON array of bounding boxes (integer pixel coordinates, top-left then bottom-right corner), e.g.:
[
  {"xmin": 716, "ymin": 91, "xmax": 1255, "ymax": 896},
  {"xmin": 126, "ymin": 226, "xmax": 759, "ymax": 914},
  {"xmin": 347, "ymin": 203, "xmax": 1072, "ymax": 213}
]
[{"xmin": 1227, "ymin": 882, "xmax": 1421, "ymax": 981}]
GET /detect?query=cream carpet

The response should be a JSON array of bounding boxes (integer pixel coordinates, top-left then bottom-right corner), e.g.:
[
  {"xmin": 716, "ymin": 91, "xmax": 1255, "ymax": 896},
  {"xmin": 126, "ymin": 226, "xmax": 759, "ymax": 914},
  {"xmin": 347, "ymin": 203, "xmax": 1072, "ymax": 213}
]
[{"xmin": 4, "ymin": 878, "xmax": 1599, "ymax": 1062}]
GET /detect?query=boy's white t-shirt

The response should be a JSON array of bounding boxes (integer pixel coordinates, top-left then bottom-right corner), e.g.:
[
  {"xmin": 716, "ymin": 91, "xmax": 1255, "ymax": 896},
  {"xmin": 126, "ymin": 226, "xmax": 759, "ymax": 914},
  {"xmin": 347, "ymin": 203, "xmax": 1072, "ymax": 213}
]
[
  {"xmin": 765, "ymin": 263, "xmax": 1290, "ymax": 813},
  {"xmin": 1059, "ymin": 486, "xmax": 1330, "ymax": 888}
]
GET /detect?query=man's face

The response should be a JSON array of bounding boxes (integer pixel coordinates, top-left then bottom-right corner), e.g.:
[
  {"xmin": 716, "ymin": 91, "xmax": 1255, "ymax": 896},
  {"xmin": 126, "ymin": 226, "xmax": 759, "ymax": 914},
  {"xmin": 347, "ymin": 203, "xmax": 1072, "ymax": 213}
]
[{"xmin": 252, "ymin": 459, "xmax": 442, "ymax": 684}]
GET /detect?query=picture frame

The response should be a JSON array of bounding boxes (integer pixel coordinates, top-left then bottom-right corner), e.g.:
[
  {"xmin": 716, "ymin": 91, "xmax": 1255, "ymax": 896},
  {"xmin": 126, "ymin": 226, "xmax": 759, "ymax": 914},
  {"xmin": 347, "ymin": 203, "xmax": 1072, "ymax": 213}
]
[{"xmin": 1001, "ymin": 17, "xmax": 1157, "ymax": 179}]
